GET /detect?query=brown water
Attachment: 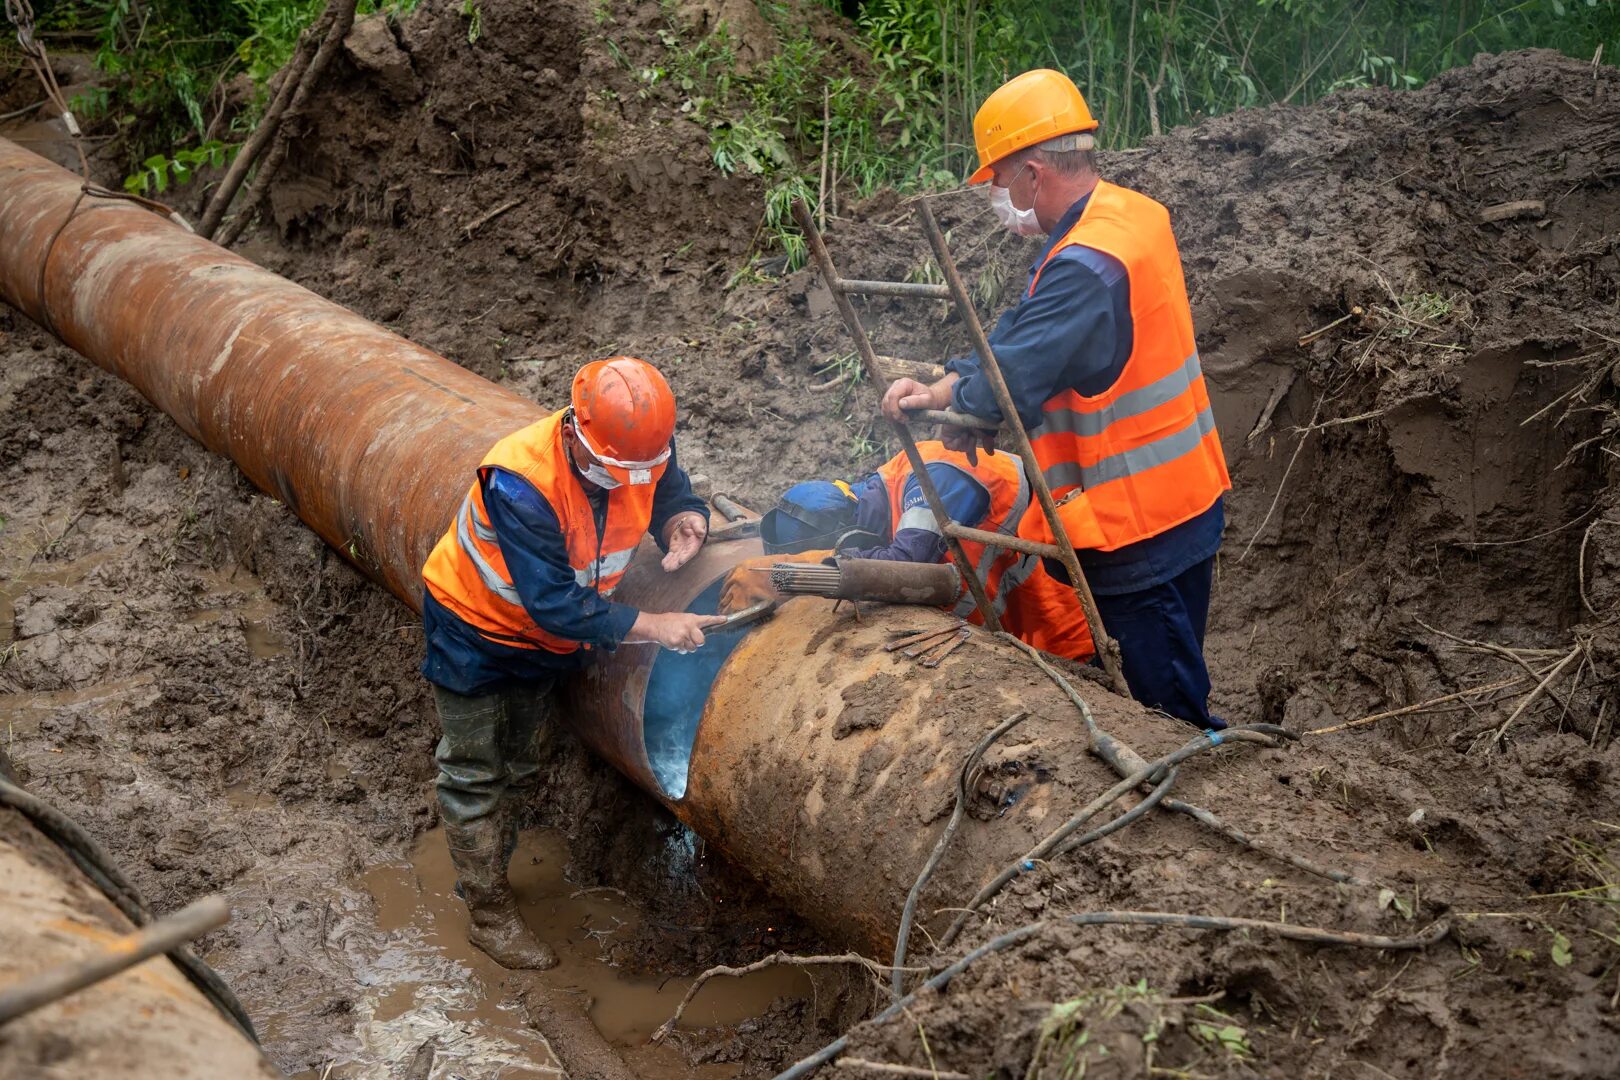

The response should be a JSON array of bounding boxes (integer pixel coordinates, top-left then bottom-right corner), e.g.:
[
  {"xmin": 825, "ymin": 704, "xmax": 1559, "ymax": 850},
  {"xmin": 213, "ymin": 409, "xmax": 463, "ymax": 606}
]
[{"xmin": 283, "ymin": 827, "xmax": 808, "ymax": 1080}]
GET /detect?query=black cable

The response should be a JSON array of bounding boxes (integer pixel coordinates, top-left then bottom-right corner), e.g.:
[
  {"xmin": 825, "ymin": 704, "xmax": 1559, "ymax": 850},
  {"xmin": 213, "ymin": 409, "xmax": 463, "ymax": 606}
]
[
  {"xmin": 891, "ymin": 709, "xmax": 1029, "ymax": 999},
  {"xmin": 775, "ymin": 912, "xmax": 1450, "ymax": 1080},
  {"xmin": 1051, "ymin": 765, "xmax": 1177, "ymax": 858},
  {"xmin": 0, "ymin": 777, "xmax": 260, "ymax": 1042},
  {"xmin": 939, "ymin": 724, "xmax": 1293, "ymax": 947}
]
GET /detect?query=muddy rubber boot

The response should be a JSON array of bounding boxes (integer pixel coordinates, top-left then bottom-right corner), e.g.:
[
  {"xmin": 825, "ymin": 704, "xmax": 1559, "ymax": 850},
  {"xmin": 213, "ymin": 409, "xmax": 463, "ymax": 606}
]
[{"xmin": 444, "ymin": 818, "xmax": 558, "ymax": 971}]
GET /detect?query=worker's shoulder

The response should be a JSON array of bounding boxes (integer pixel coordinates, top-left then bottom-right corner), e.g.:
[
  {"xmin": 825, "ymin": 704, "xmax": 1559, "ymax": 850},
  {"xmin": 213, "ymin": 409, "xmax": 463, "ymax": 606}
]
[
  {"xmin": 482, "ymin": 466, "xmax": 562, "ymax": 522},
  {"xmin": 1044, "ymin": 242, "xmax": 1126, "ymax": 289}
]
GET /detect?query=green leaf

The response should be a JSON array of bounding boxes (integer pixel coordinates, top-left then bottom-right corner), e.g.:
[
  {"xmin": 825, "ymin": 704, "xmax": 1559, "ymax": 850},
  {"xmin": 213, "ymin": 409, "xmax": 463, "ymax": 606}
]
[{"xmin": 1551, "ymin": 931, "xmax": 1573, "ymax": 967}]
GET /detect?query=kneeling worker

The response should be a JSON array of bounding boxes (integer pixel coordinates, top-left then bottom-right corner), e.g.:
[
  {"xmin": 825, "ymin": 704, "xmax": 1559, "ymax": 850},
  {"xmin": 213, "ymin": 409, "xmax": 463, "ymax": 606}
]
[
  {"xmin": 420, "ymin": 356, "xmax": 726, "ymax": 969},
  {"xmin": 722, "ymin": 441, "xmax": 1093, "ymax": 662}
]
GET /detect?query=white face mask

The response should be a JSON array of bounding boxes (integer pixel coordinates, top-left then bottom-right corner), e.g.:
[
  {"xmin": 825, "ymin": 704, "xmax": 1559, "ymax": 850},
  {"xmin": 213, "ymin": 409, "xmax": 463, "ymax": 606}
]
[
  {"xmin": 989, "ymin": 173, "xmax": 1044, "ymax": 238},
  {"xmin": 581, "ymin": 461, "xmax": 621, "ymax": 489}
]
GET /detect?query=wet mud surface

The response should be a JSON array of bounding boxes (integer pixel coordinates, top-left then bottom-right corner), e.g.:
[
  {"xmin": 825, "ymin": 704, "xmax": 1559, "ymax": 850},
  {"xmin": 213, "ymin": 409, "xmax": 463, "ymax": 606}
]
[{"xmin": 2, "ymin": 0, "xmax": 1619, "ymax": 1077}]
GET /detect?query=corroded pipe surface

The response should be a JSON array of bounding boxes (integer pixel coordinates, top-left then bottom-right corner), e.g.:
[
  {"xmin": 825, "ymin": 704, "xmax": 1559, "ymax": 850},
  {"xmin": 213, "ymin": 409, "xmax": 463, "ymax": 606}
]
[
  {"xmin": 0, "ymin": 137, "xmax": 537, "ymax": 607},
  {"xmin": 0, "ymin": 808, "xmax": 279, "ymax": 1078}
]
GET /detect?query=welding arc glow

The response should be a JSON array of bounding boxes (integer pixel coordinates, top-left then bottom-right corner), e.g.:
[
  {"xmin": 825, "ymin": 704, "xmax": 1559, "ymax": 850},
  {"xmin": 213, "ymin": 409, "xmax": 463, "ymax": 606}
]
[{"xmin": 641, "ymin": 578, "xmax": 750, "ymax": 801}]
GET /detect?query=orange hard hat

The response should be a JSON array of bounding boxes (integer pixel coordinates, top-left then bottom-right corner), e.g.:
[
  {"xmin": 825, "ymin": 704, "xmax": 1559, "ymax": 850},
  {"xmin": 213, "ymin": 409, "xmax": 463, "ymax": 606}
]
[
  {"xmin": 570, "ymin": 356, "xmax": 676, "ymax": 486},
  {"xmin": 968, "ymin": 69, "xmax": 1098, "ymax": 185}
]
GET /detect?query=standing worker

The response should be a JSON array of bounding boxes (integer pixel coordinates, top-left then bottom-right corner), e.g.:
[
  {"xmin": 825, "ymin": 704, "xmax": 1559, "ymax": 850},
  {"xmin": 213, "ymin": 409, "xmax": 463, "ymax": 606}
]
[
  {"xmin": 719, "ymin": 441, "xmax": 1094, "ymax": 662},
  {"xmin": 881, "ymin": 69, "xmax": 1230, "ymax": 728},
  {"xmin": 420, "ymin": 357, "xmax": 726, "ymax": 969}
]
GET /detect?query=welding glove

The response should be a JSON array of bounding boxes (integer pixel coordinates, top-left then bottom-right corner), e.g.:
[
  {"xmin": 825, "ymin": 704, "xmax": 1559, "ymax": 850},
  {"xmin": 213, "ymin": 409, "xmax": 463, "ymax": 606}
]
[{"xmin": 717, "ymin": 551, "xmax": 835, "ymax": 614}]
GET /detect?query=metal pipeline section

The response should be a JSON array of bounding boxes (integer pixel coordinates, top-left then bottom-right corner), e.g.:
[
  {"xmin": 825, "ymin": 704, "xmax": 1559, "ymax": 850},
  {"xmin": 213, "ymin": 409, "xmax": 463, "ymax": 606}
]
[
  {"xmin": 0, "ymin": 138, "xmax": 1229, "ymax": 959},
  {"xmin": 0, "ymin": 804, "xmax": 280, "ymax": 1078}
]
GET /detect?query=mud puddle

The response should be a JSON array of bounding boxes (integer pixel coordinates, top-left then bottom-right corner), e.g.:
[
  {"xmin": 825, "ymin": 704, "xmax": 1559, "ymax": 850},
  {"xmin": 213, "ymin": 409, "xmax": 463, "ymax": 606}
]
[{"xmin": 278, "ymin": 827, "xmax": 808, "ymax": 1079}]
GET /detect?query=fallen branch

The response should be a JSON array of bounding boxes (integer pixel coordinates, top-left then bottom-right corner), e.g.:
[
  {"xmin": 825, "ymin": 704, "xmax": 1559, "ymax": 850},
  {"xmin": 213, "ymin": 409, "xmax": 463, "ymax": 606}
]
[
  {"xmin": 1305, "ymin": 674, "xmax": 1532, "ymax": 736},
  {"xmin": 1488, "ymin": 645, "xmax": 1583, "ymax": 749},
  {"xmin": 772, "ymin": 913, "xmax": 1449, "ymax": 1080},
  {"xmin": 941, "ymin": 727, "xmax": 1284, "ymax": 947},
  {"xmin": 1240, "ymin": 395, "xmax": 1322, "ymax": 560},
  {"xmin": 1000, "ymin": 632, "xmax": 1359, "ymax": 884},
  {"xmin": 198, "ymin": 2, "xmax": 333, "ymax": 238},
  {"xmin": 652, "ymin": 952, "xmax": 921, "ymax": 1044},
  {"xmin": 1297, "ymin": 306, "xmax": 1364, "ymax": 347},
  {"xmin": 1480, "ymin": 199, "xmax": 1545, "ymax": 223},
  {"xmin": 216, "ymin": 0, "xmax": 359, "ymax": 247},
  {"xmin": 1414, "ymin": 617, "xmax": 1576, "ymax": 717}
]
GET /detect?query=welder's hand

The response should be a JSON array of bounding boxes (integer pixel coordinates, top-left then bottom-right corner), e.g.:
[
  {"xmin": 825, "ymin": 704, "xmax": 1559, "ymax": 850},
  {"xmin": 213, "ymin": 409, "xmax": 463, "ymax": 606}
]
[
  {"xmin": 718, "ymin": 556, "xmax": 780, "ymax": 614},
  {"xmin": 941, "ymin": 424, "xmax": 999, "ymax": 466},
  {"xmin": 881, "ymin": 375, "xmax": 955, "ymax": 423},
  {"xmin": 625, "ymin": 610, "xmax": 729, "ymax": 652},
  {"xmin": 661, "ymin": 511, "xmax": 709, "ymax": 572}
]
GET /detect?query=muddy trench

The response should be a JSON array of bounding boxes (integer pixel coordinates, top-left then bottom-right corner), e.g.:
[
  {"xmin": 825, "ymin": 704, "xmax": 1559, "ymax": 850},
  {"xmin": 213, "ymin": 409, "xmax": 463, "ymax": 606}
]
[{"xmin": 3, "ymin": 1, "xmax": 1620, "ymax": 1078}]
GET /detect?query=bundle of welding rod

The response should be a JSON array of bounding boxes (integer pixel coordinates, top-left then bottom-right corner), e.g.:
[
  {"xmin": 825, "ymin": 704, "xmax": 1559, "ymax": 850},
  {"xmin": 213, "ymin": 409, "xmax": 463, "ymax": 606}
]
[
  {"xmin": 770, "ymin": 563, "xmax": 843, "ymax": 595},
  {"xmin": 769, "ymin": 558, "xmax": 960, "ymax": 607}
]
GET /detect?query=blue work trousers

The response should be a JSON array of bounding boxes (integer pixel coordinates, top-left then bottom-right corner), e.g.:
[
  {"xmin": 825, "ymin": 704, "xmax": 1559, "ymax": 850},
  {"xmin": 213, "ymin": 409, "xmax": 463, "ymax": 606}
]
[{"xmin": 1092, "ymin": 556, "xmax": 1221, "ymax": 730}]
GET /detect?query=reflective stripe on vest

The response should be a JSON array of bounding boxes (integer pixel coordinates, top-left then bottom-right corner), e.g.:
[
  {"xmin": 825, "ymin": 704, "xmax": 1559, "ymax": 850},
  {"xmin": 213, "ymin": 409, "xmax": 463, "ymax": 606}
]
[
  {"xmin": 574, "ymin": 545, "xmax": 638, "ymax": 593},
  {"xmin": 1039, "ymin": 401, "xmax": 1218, "ymax": 493},
  {"xmin": 422, "ymin": 409, "xmax": 663, "ymax": 654},
  {"xmin": 455, "ymin": 493, "xmax": 521, "ymax": 605},
  {"xmin": 873, "ymin": 443, "xmax": 1028, "ymax": 621}
]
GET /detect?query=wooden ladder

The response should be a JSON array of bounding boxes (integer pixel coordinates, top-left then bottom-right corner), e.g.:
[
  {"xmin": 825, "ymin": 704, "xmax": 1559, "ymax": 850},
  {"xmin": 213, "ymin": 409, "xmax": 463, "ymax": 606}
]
[{"xmin": 790, "ymin": 200, "xmax": 1128, "ymax": 695}]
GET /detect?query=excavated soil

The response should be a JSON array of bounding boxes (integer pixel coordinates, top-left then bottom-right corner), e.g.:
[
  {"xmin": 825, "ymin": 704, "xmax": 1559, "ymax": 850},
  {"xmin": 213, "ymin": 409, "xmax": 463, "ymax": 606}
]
[{"xmin": 2, "ymin": 0, "xmax": 1619, "ymax": 1076}]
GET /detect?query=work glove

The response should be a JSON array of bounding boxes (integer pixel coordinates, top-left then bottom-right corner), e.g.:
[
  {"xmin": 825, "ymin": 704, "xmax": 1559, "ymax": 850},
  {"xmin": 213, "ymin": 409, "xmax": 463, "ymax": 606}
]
[{"xmin": 717, "ymin": 551, "xmax": 835, "ymax": 614}]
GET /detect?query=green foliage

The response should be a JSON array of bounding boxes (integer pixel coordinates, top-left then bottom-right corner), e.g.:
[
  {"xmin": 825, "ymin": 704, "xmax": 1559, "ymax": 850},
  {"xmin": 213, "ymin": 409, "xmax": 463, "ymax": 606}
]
[
  {"xmin": 123, "ymin": 139, "xmax": 237, "ymax": 194},
  {"xmin": 656, "ymin": 0, "xmax": 1616, "ymax": 261},
  {"xmin": 1191, "ymin": 1003, "xmax": 1253, "ymax": 1058},
  {"xmin": 0, "ymin": 1, "xmax": 419, "ymax": 189},
  {"xmin": 459, "ymin": 0, "xmax": 481, "ymax": 45}
]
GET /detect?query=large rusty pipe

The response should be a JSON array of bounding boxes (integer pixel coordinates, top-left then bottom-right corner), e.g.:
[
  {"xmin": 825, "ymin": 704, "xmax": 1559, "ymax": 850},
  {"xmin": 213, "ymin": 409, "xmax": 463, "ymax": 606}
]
[
  {"xmin": 0, "ymin": 139, "xmax": 1338, "ymax": 963},
  {"xmin": 0, "ymin": 806, "xmax": 280, "ymax": 1078}
]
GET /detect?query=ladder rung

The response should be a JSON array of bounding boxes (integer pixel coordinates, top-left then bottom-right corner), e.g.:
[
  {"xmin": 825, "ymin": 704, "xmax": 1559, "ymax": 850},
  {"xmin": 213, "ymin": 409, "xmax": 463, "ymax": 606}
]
[
  {"xmin": 945, "ymin": 523, "xmax": 1063, "ymax": 559},
  {"xmin": 905, "ymin": 408, "xmax": 1000, "ymax": 431},
  {"xmin": 835, "ymin": 278, "xmax": 951, "ymax": 300},
  {"xmin": 874, "ymin": 354, "xmax": 945, "ymax": 382}
]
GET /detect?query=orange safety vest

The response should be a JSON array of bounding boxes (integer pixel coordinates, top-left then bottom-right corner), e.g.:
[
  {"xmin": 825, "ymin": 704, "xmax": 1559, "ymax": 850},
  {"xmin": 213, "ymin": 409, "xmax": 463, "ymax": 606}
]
[
  {"xmin": 876, "ymin": 443, "xmax": 1094, "ymax": 661},
  {"xmin": 422, "ymin": 410, "xmax": 662, "ymax": 654},
  {"xmin": 1018, "ymin": 180, "xmax": 1230, "ymax": 553}
]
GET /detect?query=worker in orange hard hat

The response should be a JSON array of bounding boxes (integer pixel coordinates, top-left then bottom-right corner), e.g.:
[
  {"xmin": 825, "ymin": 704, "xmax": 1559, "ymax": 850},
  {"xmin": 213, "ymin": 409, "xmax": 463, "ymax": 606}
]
[
  {"xmin": 880, "ymin": 69, "xmax": 1232, "ymax": 730},
  {"xmin": 420, "ymin": 356, "xmax": 725, "ymax": 969}
]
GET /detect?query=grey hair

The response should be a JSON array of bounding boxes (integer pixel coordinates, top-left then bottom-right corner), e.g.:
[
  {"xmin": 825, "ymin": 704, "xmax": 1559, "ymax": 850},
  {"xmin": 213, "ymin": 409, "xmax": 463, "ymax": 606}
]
[{"xmin": 1007, "ymin": 131, "xmax": 1098, "ymax": 177}]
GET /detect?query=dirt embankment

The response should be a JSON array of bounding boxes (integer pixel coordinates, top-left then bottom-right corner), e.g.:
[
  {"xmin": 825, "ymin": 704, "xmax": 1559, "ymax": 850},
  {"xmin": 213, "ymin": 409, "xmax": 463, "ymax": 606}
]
[{"xmin": 2, "ymin": 0, "xmax": 1619, "ymax": 1074}]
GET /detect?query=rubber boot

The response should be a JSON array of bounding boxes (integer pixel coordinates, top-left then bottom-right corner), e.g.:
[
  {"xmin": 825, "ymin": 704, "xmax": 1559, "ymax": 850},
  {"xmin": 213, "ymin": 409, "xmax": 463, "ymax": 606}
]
[{"xmin": 444, "ymin": 817, "xmax": 558, "ymax": 970}]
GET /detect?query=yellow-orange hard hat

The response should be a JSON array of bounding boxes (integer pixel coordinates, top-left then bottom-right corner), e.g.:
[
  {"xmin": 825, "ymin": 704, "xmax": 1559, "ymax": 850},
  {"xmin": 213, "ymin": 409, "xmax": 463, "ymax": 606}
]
[{"xmin": 968, "ymin": 68, "xmax": 1098, "ymax": 184}]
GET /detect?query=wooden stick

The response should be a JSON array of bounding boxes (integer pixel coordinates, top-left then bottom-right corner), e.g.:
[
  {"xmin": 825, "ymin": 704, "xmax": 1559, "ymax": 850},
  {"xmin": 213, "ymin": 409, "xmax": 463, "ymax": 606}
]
[
  {"xmin": 915, "ymin": 201, "xmax": 1128, "ymax": 695},
  {"xmin": 836, "ymin": 1059, "xmax": 968, "ymax": 1080},
  {"xmin": 216, "ymin": 0, "xmax": 359, "ymax": 247},
  {"xmin": 0, "ymin": 896, "xmax": 229, "ymax": 1024},
  {"xmin": 920, "ymin": 631, "xmax": 970, "ymax": 668},
  {"xmin": 791, "ymin": 200, "xmax": 1002, "ymax": 631},
  {"xmin": 1305, "ymin": 674, "xmax": 1532, "ymax": 736},
  {"xmin": 461, "ymin": 196, "xmax": 524, "ymax": 238},
  {"xmin": 884, "ymin": 625, "xmax": 960, "ymax": 653}
]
